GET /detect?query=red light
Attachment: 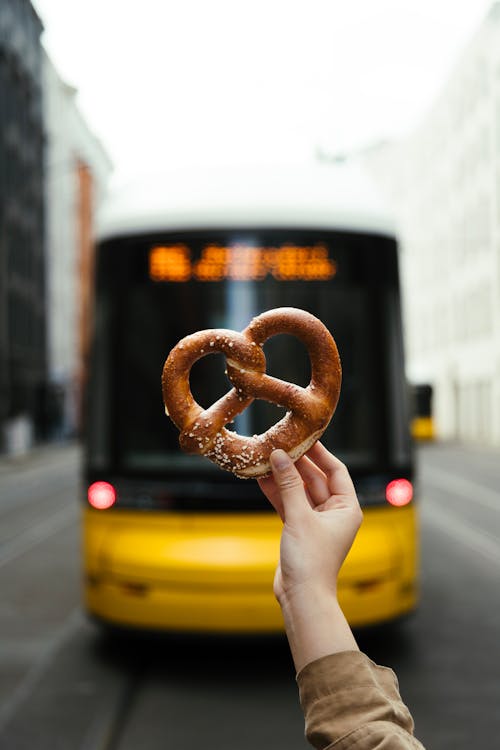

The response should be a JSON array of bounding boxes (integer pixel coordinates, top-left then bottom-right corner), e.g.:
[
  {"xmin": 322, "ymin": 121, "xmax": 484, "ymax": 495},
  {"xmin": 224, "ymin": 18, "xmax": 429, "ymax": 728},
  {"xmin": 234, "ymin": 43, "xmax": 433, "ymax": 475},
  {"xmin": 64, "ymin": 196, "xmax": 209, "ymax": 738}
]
[
  {"xmin": 386, "ymin": 479, "xmax": 413, "ymax": 507},
  {"xmin": 88, "ymin": 481, "xmax": 116, "ymax": 510}
]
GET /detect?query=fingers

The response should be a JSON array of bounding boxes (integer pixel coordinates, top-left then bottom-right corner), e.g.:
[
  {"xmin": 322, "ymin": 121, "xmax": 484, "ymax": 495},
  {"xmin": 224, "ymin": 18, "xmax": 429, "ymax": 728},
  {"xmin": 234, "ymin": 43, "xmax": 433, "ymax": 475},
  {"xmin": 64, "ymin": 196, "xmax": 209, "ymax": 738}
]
[
  {"xmin": 258, "ymin": 443, "xmax": 359, "ymax": 520},
  {"xmin": 257, "ymin": 456, "xmax": 313, "ymax": 520},
  {"xmin": 257, "ymin": 474, "xmax": 285, "ymax": 522},
  {"xmin": 295, "ymin": 454, "xmax": 330, "ymax": 507},
  {"xmin": 268, "ymin": 450, "xmax": 310, "ymax": 522},
  {"xmin": 306, "ymin": 442, "xmax": 357, "ymax": 500}
]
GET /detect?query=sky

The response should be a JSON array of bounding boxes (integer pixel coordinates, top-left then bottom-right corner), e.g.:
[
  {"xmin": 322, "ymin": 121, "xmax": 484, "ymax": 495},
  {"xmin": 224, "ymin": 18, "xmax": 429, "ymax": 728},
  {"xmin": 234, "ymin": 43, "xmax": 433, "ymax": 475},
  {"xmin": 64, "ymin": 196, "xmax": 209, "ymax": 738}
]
[{"xmin": 32, "ymin": 0, "xmax": 494, "ymax": 184}]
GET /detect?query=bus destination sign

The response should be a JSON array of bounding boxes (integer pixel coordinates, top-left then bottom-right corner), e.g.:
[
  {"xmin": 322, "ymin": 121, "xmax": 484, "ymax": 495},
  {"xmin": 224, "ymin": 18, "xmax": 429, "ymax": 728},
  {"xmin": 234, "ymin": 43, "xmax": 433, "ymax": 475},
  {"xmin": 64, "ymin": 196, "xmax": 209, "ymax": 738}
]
[{"xmin": 149, "ymin": 243, "xmax": 337, "ymax": 282}]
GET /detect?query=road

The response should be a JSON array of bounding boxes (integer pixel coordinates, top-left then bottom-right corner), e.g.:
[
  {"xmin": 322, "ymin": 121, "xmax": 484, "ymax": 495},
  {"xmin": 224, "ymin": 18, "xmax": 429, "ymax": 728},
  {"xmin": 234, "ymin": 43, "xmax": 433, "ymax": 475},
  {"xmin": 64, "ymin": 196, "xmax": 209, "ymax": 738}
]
[{"xmin": 0, "ymin": 441, "xmax": 499, "ymax": 749}]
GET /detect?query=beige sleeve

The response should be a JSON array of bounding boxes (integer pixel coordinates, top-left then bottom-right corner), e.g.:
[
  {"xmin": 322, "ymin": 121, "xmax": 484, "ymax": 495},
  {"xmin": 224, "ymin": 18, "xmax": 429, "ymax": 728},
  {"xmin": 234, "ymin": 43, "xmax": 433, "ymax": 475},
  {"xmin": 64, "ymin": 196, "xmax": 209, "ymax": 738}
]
[{"xmin": 297, "ymin": 651, "xmax": 425, "ymax": 750}]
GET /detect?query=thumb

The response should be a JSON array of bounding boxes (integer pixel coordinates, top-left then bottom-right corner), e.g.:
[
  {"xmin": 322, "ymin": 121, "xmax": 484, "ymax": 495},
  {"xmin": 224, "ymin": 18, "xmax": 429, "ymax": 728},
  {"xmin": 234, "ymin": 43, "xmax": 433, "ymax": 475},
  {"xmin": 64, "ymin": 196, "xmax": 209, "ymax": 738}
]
[{"xmin": 270, "ymin": 450, "xmax": 308, "ymax": 521}]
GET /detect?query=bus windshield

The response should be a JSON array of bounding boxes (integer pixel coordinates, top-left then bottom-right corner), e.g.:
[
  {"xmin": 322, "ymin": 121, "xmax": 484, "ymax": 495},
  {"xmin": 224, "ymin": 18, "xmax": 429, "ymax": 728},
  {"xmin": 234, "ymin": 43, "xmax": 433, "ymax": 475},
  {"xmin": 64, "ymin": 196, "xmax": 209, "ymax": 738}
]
[{"xmin": 87, "ymin": 229, "xmax": 407, "ymax": 477}]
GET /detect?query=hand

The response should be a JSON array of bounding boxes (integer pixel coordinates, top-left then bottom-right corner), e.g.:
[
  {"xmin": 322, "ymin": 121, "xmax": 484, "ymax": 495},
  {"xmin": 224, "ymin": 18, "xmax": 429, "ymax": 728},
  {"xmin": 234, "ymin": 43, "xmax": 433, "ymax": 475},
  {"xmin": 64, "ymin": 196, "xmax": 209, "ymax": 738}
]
[
  {"xmin": 257, "ymin": 442, "xmax": 363, "ymax": 608},
  {"xmin": 258, "ymin": 443, "xmax": 363, "ymax": 671}
]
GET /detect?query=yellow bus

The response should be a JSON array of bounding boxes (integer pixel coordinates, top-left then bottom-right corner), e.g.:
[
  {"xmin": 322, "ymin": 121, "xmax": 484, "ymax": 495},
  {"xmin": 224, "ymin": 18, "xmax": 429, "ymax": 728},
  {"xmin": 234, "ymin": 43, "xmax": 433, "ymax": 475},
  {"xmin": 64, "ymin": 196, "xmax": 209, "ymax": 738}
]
[
  {"xmin": 83, "ymin": 164, "xmax": 418, "ymax": 632},
  {"xmin": 411, "ymin": 383, "xmax": 435, "ymax": 441}
]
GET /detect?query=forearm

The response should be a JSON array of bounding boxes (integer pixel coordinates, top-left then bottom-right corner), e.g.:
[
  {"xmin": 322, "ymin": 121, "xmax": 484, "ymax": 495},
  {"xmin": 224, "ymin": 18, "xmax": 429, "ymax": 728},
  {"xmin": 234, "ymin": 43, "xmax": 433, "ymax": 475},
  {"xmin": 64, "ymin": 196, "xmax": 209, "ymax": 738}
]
[{"xmin": 279, "ymin": 589, "xmax": 359, "ymax": 674}]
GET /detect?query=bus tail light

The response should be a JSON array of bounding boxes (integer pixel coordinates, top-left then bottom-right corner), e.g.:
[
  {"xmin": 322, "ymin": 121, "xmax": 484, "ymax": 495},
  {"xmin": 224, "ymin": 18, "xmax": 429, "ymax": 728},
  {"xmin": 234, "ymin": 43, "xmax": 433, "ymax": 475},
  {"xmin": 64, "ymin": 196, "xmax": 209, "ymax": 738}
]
[
  {"xmin": 88, "ymin": 481, "xmax": 116, "ymax": 509},
  {"xmin": 385, "ymin": 479, "xmax": 413, "ymax": 507}
]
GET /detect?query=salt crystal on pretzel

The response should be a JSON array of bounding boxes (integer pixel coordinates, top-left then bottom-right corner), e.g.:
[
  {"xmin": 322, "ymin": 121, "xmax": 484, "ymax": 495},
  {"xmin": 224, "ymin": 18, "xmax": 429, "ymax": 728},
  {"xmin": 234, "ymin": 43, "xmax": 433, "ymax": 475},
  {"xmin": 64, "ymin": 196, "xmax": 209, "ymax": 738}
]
[{"xmin": 161, "ymin": 307, "xmax": 341, "ymax": 478}]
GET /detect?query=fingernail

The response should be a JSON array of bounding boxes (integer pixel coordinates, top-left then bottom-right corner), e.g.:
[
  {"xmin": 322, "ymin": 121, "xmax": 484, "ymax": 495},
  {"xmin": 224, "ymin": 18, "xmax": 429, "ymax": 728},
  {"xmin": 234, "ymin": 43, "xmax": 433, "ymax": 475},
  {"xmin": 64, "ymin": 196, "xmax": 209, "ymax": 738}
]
[{"xmin": 270, "ymin": 449, "xmax": 292, "ymax": 471}]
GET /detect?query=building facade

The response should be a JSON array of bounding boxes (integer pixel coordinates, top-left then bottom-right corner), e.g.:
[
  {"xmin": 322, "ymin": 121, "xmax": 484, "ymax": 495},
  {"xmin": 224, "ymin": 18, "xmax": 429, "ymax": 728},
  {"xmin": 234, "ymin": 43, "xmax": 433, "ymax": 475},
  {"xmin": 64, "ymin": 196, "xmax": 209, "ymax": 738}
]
[
  {"xmin": 364, "ymin": 3, "xmax": 500, "ymax": 447},
  {"xmin": 0, "ymin": 1, "xmax": 112, "ymax": 454},
  {"xmin": 0, "ymin": 0, "xmax": 46, "ymax": 454},
  {"xmin": 43, "ymin": 52, "xmax": 112, "ymax": 440}
]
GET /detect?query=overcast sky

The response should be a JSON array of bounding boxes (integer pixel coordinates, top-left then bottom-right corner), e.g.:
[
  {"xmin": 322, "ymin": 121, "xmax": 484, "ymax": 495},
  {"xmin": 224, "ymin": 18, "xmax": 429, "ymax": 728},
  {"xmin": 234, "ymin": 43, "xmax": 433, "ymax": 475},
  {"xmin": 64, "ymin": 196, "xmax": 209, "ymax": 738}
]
[{"xmin": 33, "ymin": 0, "xmax": 494, "ymax": 183}]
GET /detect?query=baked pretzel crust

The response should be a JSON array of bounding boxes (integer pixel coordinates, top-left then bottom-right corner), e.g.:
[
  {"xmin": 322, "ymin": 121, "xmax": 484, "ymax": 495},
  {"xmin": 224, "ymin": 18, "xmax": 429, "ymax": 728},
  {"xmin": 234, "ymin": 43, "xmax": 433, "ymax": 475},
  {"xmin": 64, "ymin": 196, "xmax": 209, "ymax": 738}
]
[{"xmin": 161, "ymin": 307, "xmax": 341, "ymax": 478}]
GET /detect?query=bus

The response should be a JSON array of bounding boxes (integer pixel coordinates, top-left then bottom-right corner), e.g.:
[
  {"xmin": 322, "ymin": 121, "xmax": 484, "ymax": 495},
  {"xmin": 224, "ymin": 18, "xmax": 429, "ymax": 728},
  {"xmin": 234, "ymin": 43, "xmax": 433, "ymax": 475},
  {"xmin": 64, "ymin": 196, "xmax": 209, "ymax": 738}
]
[
  {"xmin": 411, "ymin": 383, "xmax": 435, "ymax": 441},
  {"xmin": 83, "ymin": 163, "xmax": 418, "ymax": 632}
]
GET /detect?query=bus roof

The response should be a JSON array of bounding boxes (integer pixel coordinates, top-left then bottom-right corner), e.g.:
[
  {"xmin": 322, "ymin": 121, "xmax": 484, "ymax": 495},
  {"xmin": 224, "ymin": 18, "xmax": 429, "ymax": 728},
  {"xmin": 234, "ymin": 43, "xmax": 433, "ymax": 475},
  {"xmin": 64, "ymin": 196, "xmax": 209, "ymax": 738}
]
[{"xmin": 96, "ymin": 163, "xmax": 396, "ymax": 241}]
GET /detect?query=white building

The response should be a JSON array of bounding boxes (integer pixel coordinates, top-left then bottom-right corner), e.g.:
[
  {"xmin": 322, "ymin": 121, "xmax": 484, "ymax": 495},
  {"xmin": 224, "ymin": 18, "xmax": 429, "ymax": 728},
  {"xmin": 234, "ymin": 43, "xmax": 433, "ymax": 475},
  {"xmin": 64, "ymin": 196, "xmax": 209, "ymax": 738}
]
[
  {"xmin": 363, "ymin": 2, "xmax": 500, "ymax": 447},
  {"xmin": 43, "ymin": 51, "xmax": 112, "ymax": 438}
]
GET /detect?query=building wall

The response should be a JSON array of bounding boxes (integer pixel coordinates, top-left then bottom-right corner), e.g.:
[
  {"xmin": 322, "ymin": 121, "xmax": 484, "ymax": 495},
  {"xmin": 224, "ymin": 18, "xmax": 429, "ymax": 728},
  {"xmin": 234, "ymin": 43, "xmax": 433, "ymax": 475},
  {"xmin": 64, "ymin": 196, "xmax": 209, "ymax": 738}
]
[
  {"xmin": 43, "ymin": 52, "xmax": 112, "ymax": 439},
  {"xmin": 76, "ymin": 160, "xmax": 94, "ymax": 433},
  {"xmin": 363, "ymin": 3, "xmax": 500, "ymax": 447},
  {"xmin": 0, "ymin": 0, "xmax": 45, "ymax": 453}
]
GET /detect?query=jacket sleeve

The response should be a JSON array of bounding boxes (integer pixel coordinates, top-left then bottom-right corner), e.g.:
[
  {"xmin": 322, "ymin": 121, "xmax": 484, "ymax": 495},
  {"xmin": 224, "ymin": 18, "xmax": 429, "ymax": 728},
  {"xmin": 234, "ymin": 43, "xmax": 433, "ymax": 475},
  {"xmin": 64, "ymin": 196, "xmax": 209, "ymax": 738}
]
[{"xmin": 296, "ymin": 650, "xmax": 425, "ymax": 749}]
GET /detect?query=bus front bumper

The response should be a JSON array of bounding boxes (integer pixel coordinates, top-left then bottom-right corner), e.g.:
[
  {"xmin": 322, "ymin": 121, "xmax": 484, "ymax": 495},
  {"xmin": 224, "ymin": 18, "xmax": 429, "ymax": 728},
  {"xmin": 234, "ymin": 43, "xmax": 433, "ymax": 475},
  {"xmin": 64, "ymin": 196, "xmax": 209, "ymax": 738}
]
[{"xmin": 83, "ymin": 506, "xmax": 418, "ymax": 633}]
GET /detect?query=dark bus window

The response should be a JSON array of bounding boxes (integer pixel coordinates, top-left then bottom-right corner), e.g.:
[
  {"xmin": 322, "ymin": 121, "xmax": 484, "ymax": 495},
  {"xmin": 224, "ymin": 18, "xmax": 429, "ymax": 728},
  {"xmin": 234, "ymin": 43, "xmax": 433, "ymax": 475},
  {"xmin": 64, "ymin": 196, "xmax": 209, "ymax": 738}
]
[{"xmin": 88, "ymin": 230, "xmax": 402, "ymax": 475}]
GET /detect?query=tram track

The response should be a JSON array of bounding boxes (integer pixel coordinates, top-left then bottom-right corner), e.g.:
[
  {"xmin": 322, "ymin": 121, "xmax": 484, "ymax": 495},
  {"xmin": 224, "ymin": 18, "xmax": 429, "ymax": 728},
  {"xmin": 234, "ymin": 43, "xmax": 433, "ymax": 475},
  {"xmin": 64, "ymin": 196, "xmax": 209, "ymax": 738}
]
[
  {"xmin": 420, "ymin": 499, "xmax": 500, "ymax": 566},
  {"xmin": 79, "ymin": 662, "xmax": 144, "ymax": 750},
  {"xmin": 0, "ymin": 609, "xmax": 82, "ymax": 734},
  {"xmin": 419, "ymin": 461, "xmax": 500, "ymax": 567},
  {"xmin": 0, "ymin": 445, "xmax": 80, "ymax": 565},
  {"xmin": 0, "ymin": 448, "xmax": 80, "ymax": 513},
  {"xmin": 421, "ymin": 465, "xmax": 499, "ymax": 513},
  {"xmin": 0, "ymin": 475, "xmax": 78, "ymax": 516},
  {"xmin": 0, "ymin": 439, "xmax": 144, "ymax": 750},
  {"xmin": 0, "ymin": 499, "xmax": 78, "ymax": 569},
  {"xmin": 0, "ymin": 598, "xmax": 153, "ymax": 750}
]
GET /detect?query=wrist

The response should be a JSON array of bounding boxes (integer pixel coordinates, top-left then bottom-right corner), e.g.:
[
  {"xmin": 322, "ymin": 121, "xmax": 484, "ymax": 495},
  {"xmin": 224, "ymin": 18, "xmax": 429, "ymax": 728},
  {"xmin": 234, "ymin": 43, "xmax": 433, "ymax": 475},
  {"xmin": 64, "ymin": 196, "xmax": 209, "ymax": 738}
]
[
  {"xmin": 277, "ymin": 583, "xmax": 338, "ymax": 613},
  {"xmin": 278, "ymin": 587, "xmax": 359, "ymax": 674}
]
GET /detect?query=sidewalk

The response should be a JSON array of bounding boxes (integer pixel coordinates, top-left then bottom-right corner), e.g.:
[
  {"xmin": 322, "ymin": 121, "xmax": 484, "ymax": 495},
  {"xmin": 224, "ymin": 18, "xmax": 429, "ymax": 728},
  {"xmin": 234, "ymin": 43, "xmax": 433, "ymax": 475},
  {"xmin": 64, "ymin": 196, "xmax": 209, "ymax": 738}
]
[{"xmin": 0, "ymin": 440, "xmax": 81, "ymax": 476}]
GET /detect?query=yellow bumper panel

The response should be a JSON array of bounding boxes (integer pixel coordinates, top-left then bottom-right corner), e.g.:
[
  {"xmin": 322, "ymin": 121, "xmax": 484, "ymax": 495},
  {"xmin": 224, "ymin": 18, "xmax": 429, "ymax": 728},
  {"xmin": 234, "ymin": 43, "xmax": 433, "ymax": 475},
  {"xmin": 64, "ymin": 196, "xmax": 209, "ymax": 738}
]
[{"xmin": 83, "ymin": 504, "xmax": 418, "ymax": 632}]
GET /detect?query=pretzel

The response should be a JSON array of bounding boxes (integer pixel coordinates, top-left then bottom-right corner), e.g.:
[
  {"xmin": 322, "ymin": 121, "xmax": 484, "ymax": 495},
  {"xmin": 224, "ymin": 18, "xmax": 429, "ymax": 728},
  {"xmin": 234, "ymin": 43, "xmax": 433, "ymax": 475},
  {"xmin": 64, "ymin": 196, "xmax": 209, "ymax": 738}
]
[{"xmin": 161, "ymin": 307, "xmax": 341, "ymax": 478}]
